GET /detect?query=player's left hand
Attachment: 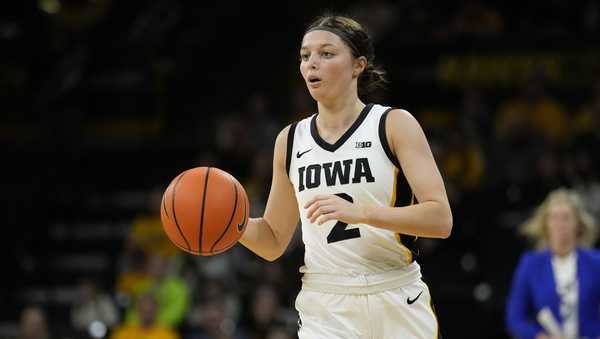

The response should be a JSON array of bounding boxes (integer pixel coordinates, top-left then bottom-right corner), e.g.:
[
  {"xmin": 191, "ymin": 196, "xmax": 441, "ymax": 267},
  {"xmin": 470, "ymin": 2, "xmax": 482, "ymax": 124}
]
[{"xmin": 304, "ymin": 194, "xmax": 366, "ymax": 225}]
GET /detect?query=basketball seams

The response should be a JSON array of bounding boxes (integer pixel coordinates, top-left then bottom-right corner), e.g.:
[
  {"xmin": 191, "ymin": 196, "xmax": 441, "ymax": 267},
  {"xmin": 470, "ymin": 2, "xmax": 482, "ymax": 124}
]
[
  {"xmin": 161, "ymin": 192, "xmax": 170, "ymax": 220},
  {"xmin": 171, "ymin": 171, "xmax": 192, "ymax": 251},
  {"xmin": 162, "ymin": 175, "xmax": 179, "ymax": 222},
  {"xmin": 173, "ymin": 238, "xmax": 238, "ymax": 256},
  {"xmin": 210, "ymin": 176, "xmax": 238, "ymax": 252},
  {"xmin": 198, "ymin": 167, "xmax": 211, "ymax": 253},
  {"xmin": 239, "ymin": 180, "xmax": 249, "ymax": 232},
  {"xmin": 161, "ymin": 167, "xmax": 248, "ymax": 256}
]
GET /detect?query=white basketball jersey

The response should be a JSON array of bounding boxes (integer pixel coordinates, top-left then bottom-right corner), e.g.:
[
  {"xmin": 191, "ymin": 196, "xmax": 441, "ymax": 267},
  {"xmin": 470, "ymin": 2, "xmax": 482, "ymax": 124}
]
[{"xmin": 286, "ymin": 103, "xmax": 419, "ymax": 275}]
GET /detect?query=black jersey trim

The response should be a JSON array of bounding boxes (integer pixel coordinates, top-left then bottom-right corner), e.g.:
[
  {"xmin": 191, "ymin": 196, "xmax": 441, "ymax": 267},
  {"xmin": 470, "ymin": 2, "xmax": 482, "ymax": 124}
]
[
  {"xmin": 398, "ymin": 233, "xmax": 419, "ymax": 262},
  {"xmin": 286, "ymin": 122, "xmax": 298, "ymax": 178},
  {"xmin": 393, "ymin": 168, "xmax": 413, "ymax": 208},
  {"xmin": 378, "ymin": 108, "xmax": 401, "ymax": 168},
  {"xmin": 384, "ymin": 115, "xmax": 420, "ymax": 263},
  {"xmin": 310, "ymin": 103, "xmax": 374, "ymax": 152}
]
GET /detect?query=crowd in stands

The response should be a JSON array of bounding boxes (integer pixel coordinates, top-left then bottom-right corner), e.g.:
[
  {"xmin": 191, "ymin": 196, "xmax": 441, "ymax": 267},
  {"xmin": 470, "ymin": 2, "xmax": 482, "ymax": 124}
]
[{"xmin": 4, "ymin": 1, "xmax": 600, "ymax": 338}]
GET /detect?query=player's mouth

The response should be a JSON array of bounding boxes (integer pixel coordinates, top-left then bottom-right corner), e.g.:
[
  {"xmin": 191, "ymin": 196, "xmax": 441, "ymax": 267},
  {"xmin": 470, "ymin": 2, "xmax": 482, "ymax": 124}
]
[{"xmin": 307, "ymin": 76, "xmax": 322, "ymax": 88}]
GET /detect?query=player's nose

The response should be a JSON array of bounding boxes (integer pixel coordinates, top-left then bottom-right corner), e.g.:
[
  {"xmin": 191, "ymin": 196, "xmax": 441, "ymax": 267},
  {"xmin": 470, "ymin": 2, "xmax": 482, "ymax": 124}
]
[{"xmin": 308, "ymin": 54, "xmax": 319, "ymax": 70}]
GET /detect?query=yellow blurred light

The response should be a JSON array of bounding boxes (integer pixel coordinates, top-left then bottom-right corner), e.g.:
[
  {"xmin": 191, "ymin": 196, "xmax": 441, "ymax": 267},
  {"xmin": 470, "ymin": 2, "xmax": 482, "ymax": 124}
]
[{"xmin": 38, "ymin": 0, "xmax": 61, "ymax": 14}]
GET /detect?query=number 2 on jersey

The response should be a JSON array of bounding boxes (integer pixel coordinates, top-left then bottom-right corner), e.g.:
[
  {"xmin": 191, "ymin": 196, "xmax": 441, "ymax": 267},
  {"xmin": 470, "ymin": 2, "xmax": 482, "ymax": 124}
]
[{"xmin": 326, "ymin": 193, "xmax": 361, "ymax": 244}]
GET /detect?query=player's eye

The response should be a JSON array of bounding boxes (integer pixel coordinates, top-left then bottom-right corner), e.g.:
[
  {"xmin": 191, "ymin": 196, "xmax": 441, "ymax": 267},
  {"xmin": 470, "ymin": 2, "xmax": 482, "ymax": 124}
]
[
  {"xmin": 322, "ymin": 51, "xmax": 334, "ymax": 58},
  {"xmin": 300, "ymin": 53, "xmax": 309, "ymax": 61}
]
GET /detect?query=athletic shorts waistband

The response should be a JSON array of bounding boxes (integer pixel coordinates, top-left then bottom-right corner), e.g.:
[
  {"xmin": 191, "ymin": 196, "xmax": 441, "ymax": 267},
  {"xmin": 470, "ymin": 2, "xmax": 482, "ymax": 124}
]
[{"xmin": 300, "ymin": 262, "xmax": 422, "ymax": 295}]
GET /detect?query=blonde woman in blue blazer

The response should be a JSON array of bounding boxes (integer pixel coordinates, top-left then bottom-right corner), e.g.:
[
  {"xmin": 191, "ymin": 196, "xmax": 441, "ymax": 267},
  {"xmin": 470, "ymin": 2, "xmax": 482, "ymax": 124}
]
[{"xmin": 506, "ymin": 188, "xmax": 600, "ymax": 339}]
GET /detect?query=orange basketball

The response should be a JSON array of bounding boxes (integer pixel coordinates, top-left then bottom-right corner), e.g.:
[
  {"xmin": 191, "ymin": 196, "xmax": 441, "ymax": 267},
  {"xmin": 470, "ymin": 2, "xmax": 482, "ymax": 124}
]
[{"xmin": 160, "ymin": 167, "xmax": 249, "ymax": 256}]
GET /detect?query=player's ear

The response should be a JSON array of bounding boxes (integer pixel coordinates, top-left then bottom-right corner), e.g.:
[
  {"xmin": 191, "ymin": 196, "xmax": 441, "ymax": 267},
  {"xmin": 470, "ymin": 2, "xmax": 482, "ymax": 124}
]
[{"xmin": 352, "ymin": 56, "xmax": 367, "ymax": 78}]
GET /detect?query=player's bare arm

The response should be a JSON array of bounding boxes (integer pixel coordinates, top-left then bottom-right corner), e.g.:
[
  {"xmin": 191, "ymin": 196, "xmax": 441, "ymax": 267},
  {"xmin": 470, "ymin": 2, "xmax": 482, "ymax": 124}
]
[
  {"xmin": 305, "ymin": 109, "xmax": 452, "ymax": 238},
  {"xmin": 239, "ymin": 125, "xmax": 300, "ymax": 261}
]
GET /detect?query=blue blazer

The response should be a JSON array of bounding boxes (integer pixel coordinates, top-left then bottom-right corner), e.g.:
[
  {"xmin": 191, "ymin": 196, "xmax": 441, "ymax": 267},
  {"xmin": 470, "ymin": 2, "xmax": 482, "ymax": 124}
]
[{"xmin": 506, "ymin": 248, "xmax": 600, "ymax": 339}]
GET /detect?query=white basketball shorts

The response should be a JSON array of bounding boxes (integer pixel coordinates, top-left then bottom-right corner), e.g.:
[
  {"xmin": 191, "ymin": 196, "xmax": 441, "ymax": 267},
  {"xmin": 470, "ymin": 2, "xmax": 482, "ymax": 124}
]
[{"xmin": 295, "ymin": 264, "xmax": 440, "ymax": 339}]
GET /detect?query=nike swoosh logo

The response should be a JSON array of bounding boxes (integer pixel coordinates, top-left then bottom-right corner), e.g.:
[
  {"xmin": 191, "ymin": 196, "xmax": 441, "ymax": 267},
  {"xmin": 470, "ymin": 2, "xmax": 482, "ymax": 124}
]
[
  {"xmin": 296, "ymin": 148, "xmax": 312, "ymax": 158},
  {"xmin": 237, "ymin": 201, "xmax": 247, "ymax": 232},
  {"xmin": 407, "ymin": 291, "xmax": 423, "ymax": 305}
]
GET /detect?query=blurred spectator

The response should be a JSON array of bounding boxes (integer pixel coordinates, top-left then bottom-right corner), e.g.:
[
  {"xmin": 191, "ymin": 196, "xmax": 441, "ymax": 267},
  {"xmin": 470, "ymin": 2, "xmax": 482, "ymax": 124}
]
[
  {"xmin": 421, "ymin": 89, "xmax": 488, "ymax": 196},
  {"xmin": 127, "ymin": 188, "xmax": 179, "ymax": 258},
  {"xmin": 185, "ymin": 291, "xmax": 244, "ymax": 339},
  {"xmin": 440, "ymin": 128, "xmax": 486, "ymax": 192},
  {"xmin": 8, "ymin": 2, "xmax": 600, "ymax": 338},
  {"xmin": 492, "ymin": 73, "xmax": 570, "ymax": 199},
  {"xmin": 506, "ymin": 188, "xmax": 600, "ymax": 339},
  {"xmin": 117, "ymin": 188, "xmax": 182, "ymax": 309},
  {"xmin": 495, "ymin": 74, "xmax": 568, "ymax": 144},
  {"xmin": 18, "ymin": 306, "xmax": 50, "ymax": 339},
  {"xmin": 70, "ymin": 278, "xmax": 119, "ymax": 333},
  {"xmin": 124, "ymin": 253, "xmax": 190, "ymax": 328},
  {"xmin": 111, "ymin": 293, "xmax": 179, "ymax": 339},
  {"xmin": 116, "ymin": 246, "xmax": 149, "ymax": 303},
  {"xmin": 241, "ymin": 284, "xmax": 295, "ymax": 339}
]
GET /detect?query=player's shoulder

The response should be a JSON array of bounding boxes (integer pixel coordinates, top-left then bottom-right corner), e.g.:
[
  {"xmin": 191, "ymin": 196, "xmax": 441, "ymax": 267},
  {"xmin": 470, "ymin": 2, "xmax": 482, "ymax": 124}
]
[
  {"xmin": 273, "ymin": 124, "xmax": 293, "ymax": 154},
  {"xmin": 277, "ymin": 114, "xmax": 314, "ymax": 141},
  {"xmin": 384, "ymin": 107, "xmax": 420, "ymax": 128},
  {"xmin": 277, "ymin": 123, "xmax": 292, "ymax": 140},
  {"xmin": 274, "ymin": 117, "xmax": 306, "ymax": 157},
  {"xmin": 380, "ymin": 107, "xmax": 425, "ymax": 145}
]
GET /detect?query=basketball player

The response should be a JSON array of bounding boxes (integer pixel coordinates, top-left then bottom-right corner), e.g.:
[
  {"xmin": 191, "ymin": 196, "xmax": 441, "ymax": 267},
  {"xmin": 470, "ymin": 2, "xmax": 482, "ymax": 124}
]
[{"xmin": 239, "ymin": 15, "xmax": 453, "ymax": 339}]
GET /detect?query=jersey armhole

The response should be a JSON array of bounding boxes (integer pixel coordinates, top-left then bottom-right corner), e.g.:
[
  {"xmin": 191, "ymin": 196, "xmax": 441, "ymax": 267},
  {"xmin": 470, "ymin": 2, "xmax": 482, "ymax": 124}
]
[
  {"xmin": 379, "ymin": 108, "xmax": 419, "ymax": 261},
  {"xmin": 380, "ymin": 108, "xmax": 413, "ymax": 207},
  {"xmin": 378, "ymin": 108, "xmax": 401, "ymax": 169},
  {"xmin": 285, "ymin": 122, "xmax": 298, "ymax": 178}
]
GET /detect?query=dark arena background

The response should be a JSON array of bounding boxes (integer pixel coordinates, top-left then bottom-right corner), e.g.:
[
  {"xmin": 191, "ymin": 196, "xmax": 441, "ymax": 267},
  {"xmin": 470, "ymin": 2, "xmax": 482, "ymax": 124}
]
[{"xmin": 2, "ymin": 1, "xmax": 600, "ymax": 338}]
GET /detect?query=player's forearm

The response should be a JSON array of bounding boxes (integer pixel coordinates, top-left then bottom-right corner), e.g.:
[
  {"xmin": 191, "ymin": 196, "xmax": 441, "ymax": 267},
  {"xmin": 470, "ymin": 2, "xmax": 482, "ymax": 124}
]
[
  {"xmin": 238, "ymin": 217, "xmax": 284, "ymax": 261},
  {"xmin": 363, "ymin": 201, "xmax": 452, "ymax": 238}
]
